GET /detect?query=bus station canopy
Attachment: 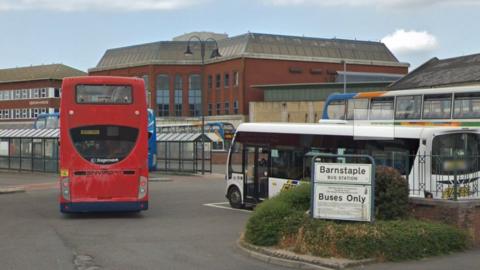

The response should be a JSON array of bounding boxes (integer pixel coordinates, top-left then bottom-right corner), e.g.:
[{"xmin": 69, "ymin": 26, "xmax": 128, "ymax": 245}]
[
  {"xmin": 157, "ymin": 132, "xmax": 220, "ymax": 143},
  {"xmin": 0, "ymin": 128, "xmax": 59, "ymax": 138}
]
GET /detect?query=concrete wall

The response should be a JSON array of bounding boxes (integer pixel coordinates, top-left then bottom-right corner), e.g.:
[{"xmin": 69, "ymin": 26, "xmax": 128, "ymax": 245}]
[{"xmin": 249, "ymin": 101, "xmax": 325, "ymax": 123}]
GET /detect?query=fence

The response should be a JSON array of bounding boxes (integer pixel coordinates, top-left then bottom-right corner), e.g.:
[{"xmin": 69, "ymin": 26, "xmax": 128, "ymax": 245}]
[
  {"xmin": 0, "ymin": 129, "xmax": 59, "ymax": 173},
  {"xmin": 370, "ymin": 152, "xmax": 480, "ymax": 200}
]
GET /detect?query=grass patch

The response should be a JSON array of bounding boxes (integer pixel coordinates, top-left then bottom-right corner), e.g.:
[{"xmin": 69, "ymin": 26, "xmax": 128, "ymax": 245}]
[{"xmin": 244, "ymin": 182, "xmax": 470, "ymax": 261}]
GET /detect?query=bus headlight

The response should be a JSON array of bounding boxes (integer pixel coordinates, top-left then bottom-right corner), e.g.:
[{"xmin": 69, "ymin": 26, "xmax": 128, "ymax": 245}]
[
  {"xmin": 61, "ymin": 178, "xmax": 70, "ymax": 200},
  {"xmin": 138, "ymin": 176, "xmax": 148, "ymax": 199}
]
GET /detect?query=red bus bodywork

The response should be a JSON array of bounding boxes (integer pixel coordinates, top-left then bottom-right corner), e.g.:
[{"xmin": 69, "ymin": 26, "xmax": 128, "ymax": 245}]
[{"xmin": 59, "ymin": 76, "xmax": 148, "ymax": 213}]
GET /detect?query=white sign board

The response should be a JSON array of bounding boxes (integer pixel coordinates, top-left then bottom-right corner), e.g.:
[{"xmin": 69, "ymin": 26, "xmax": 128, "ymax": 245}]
[
  {"xmin": 315, "ymin": 163, "xmax": 371, "ymax": 185},
  {"xmin": 313, "ymin": 162, "xmax": 373, "ymax": 222}
]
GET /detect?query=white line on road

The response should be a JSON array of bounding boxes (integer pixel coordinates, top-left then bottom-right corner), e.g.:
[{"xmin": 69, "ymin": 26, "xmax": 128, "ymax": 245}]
[{"xmin": 203, "ymin": 202, "xmax": 252, "ymax": 213}]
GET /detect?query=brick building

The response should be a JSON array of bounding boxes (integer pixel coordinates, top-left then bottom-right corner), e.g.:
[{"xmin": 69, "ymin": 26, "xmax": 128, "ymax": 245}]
[
  {"xmin": 89, "ymin": 32, "xmax": 409, "ymax": 125},
  {"xmin": 0, "ymin": 64, "xmax": 86, "ymax": 128}
]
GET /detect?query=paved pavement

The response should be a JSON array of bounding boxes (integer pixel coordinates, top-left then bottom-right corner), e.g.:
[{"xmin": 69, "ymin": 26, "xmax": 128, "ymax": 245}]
[{"xmin": 1, "ymin": 170, "xmax": 480, "ymax": 270}]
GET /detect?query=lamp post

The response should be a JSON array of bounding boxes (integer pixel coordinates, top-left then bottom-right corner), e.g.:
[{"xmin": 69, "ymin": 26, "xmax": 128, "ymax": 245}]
[{"xmin": 184, "ymin": 36, "xmax": 221, "ymax": 174}]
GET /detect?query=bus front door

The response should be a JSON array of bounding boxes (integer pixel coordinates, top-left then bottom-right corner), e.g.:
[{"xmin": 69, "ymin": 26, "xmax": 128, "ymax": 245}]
[{"xmin": 244, "ymin": 146, "xmax": 269, "ymax": 204}]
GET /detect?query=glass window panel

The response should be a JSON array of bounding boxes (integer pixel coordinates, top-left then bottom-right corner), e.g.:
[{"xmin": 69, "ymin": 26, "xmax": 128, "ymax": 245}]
[
  {"xmin": 347, "ymin": 98, "xmax": 368, "ymax": 120},
  {"xmin": 423, "ymin": 94, "xmax": 452, "ymax": 119},
  {"xmin": 224, "ymin": 73, "xmax": 230, "ymax": 88},
  {"xmin": 76, "ymin": 85, "xmax": 133, "ymax": 104},
  {"xmin": 395, "ymin": 95, "xmax": 422, "ymax": 119},
  {"xmin": 370, "ymin": 97, "xmax": 394, "ymax": 120},
  {"xmin": 453, "ymin": 92, "xmax": 480, "ymax": 119},
  {"xmin": 327, "ymin": 100, "xmax": 346, "ymax": 120},
  {"xmin": 156, "ymin": 74, "xmax": 170, "ymax": 116},
  {"xmin": 188, "ymin": 74, "xmax": 201, "ymax": 116}
]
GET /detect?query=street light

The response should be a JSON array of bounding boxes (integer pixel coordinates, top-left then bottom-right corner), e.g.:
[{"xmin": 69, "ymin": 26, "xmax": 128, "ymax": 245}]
[{"xmin": 184, "ymin": 36, "xmax": 221, "ymax": 174}]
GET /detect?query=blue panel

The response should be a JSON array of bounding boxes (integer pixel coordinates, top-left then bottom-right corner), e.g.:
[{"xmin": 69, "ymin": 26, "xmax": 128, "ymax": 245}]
[{"xmin": 60, "ymin": 202, "xmax": 148, "ymax": 213}]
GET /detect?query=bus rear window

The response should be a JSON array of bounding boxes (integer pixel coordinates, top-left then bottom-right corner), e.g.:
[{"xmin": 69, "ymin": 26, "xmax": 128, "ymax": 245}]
[
  {"xmin": 76, "ymin": 85, "xmax": 133, "ymax": 104},
  {"xmin": 70, "ymin": 125, "xmax": 138, "ymax": 165}
]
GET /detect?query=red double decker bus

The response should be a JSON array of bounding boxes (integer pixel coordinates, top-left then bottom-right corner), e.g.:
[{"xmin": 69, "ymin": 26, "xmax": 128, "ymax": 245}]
[{"xmin": 59, "ymin": 76, "xmax": 149, "ymax": 213}]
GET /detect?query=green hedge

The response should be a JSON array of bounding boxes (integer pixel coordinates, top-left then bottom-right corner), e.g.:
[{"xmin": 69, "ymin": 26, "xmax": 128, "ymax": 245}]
[
  {"xmin": 375, "ymin": 166, "xmax": 409, "ymax": 220},
  {"xmin": 244, "ymin": 181, "xmax": 470, "ymax": 261}
]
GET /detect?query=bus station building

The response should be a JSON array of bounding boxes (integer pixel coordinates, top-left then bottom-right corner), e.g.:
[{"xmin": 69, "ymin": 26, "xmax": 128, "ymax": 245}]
[{"xmin": 89, "ymin": 31, "xmax": 409, "ymax": 126}]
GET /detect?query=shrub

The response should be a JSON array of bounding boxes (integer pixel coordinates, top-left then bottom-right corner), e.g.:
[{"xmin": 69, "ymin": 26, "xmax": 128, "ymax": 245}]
[
  {"xmin": 375, "ymin": 166, "xmax": 409, "ymax": 220},
  {"xmin": 245, "ymin": 184, "xmax": 309, "ymax": 246},
  {"xmin": 297, "ymin": 219, "xmax": 469, "ymax": 261},
  {"xmin": 244, "ymin": 181, "xmax": 470, "ymax": 261}
]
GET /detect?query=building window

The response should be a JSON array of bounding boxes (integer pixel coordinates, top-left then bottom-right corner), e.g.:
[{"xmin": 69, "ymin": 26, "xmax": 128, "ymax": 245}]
[
  {"xmin": 142, "ymin": 75, "xmax": 151, "ymax": 108},
  {"xmin": 15, "ymin": 90, "xmax": 21, "ymax": 100},
  {"xmin": 4, "ymin": 109, "xmax": 9, "ymax": 119},
  {"xmin": 15, "ymin": 109, "xmax": 21, "ymax": 119},
  {"xmin": 189, "ymin": 74, "xmax": 201, "ymax": 117},
  {"xmin": 233, "ymin": 71, "xmax": 239, "ymax": 87},
  {"xmin": 215, "ymin": 74, "xmax": 221, "ymax": 88},
  {"xmin": 54, "ymin": 88, "xmax": 61, "ymax": 98},
  {"xmin": 33, "ymin": 89, "xmax": 39, "ymax": 98},
  {"xmin": 174, "ymin": 75, "xmax": 183, "ymax": 116},
  {"xmin": 207, "ymin": 75, "xmax": 213, "ymax": 89},
  {"xmin": 3, "ymin": 91, "xmax": 10, "ymax": 100},
  {"xmin": 0, "ymin": 110, "xmax": 3, "ymax": 119},
  {"xmin": 22, "ymin": 89, "xmax": 28, "ymax": 99},
  {"xmin": 233, "ymin": 100, "xmax": 239, "ymax": 114},
  {"xmin": 208, "ymin": 103, "xmax": 212, "ymax": 116},
  {"xmin": 216, "ymin": 103, "xmax": 221, "ymax": 115},
  {"xmin": 224, "ymin": 101, "xmax": 230, "ymax": 114},
  {"xmin": 156, "ymin": 74, "xmax": 170, "ymax": 117},
  {"xmin": 22, "ymin": 108, "xmax": 28, "ymax": 119},
  {"xmin": 224, "ymin": 73, "xmax": 230, "ymax": 88},
  {"xmin": 40, "ymin": 88, "xmax": 47, "ymax": 98}
]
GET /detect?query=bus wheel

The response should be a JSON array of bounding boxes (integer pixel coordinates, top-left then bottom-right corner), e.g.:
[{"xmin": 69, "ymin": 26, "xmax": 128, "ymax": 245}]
[{"xmin": 228, "ymin": 187, "xmax": 243, "ymax": 209}]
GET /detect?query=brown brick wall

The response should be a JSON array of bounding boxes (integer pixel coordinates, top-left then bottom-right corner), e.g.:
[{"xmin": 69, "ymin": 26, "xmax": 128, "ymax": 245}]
[
  {"xmin": 90, "ymin": 57, "xmax": 408, "ymax": 118},
  {"xmin": 410, "ymin": 198, "xmax": 480, "ymax": 246}
]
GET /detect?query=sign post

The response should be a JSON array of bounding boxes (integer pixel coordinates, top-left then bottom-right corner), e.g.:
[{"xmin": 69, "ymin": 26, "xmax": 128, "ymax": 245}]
[{"xmin": 310, "ymin": 154, "xmax": 375, "ymax": 223}]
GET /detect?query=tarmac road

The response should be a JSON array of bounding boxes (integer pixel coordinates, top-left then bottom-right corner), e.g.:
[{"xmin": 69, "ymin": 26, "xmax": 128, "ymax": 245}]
[
  {"xmin": 1, "ymin": 171, "xmax": 480, "ymax": 270},
  {"xmin": 0, "ymin": 172, "xmax": 291, "ymax": 270}
]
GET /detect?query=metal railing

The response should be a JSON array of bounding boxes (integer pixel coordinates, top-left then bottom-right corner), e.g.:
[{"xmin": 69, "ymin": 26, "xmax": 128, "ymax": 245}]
[{"xmin": 370, "ymin": 152, "xmax": 480, "ymax": 200}]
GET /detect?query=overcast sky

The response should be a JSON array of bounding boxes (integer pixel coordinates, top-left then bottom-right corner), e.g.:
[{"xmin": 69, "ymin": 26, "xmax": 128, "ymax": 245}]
[{"xmin": 0, "ymin": 0, "xmax": 478, "ymax": 72}]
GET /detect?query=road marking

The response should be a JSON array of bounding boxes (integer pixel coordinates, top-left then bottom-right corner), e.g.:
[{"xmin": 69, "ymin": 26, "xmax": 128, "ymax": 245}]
[
  {"xmin": 3, "ymin": 182, "xmax": 59, "ymax": 192},
  {"xmin": 149, "ymin": 177, "xmax": 172, "ymax": 182},
  {"xmin": 203, "ymin": 202, "xmax": 252, "ymax": 213}
]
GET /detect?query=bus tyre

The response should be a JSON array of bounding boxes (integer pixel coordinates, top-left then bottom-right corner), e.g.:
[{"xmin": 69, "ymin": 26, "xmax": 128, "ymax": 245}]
[{"xmin": 228, "ymin": 187, "xmax": 243, "ymax": 209}]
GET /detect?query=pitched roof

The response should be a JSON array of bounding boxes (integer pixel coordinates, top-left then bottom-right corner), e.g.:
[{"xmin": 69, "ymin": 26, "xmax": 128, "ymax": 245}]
[
  {"xmin": 389, "ymin": 53, "xmax": 480, "ymax": 90},
  {"xmin": 90, "ymin": 33, "xmax": 408, "ymax": 72},
  {"xmin": 0, "ymin": 64, "xmax": 86, "ymax": 84}
]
